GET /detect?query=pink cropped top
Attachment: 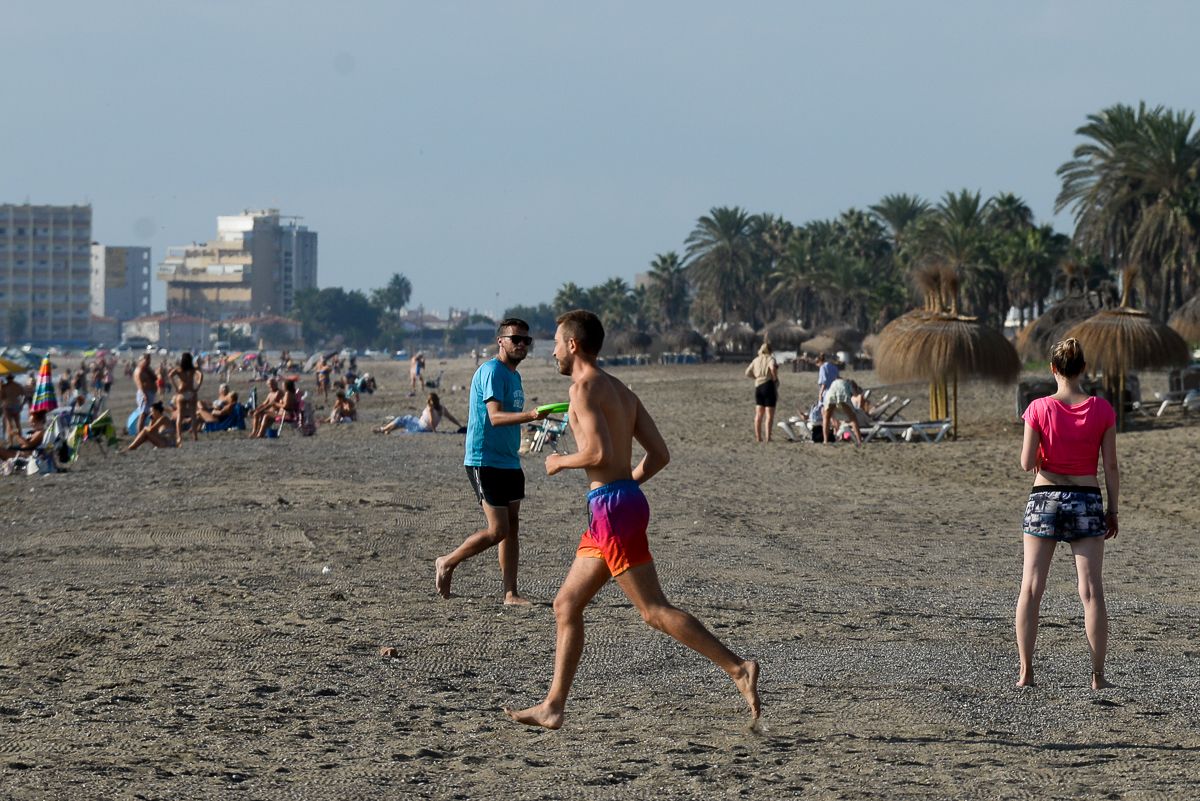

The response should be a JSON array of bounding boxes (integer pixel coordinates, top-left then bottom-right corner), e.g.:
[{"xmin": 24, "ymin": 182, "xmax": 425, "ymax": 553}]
[{"xmin": 1022, "ymin": 395, "xmax": 1116, "ymax": 476}]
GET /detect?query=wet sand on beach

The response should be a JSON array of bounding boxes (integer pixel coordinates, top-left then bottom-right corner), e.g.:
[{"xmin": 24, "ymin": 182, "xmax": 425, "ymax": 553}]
[{"xmin": 2, "ymin": 356, "xmax": 1199, "ymax": 799}]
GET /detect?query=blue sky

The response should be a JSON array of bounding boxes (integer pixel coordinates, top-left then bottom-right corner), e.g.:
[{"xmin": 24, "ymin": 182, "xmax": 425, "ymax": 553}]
[{"xmin": 4, "ymin": 1, "xmax": 1198, "ymax": 316}]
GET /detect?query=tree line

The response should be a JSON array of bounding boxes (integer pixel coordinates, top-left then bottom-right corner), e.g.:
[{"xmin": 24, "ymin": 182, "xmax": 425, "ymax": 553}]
[{"xmin": 512, "ymin": 102, "xmax": 1200, "ymax": 338}]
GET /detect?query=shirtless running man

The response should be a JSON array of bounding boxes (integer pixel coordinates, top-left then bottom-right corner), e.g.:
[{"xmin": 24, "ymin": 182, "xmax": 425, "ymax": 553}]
[{"xmin": 505, "ymin": 310, "xmax": 760, "ymax": 730}]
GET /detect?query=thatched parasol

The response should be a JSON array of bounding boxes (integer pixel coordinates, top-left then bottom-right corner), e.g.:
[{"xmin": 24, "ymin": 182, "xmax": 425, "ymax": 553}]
[
  {"xmin": 708, "ymin": 322, "xmax": 757, "ymax": 352},
  {"xmin": 818, "ymin": 324, "xmax": 865, "ymax": 351},
  {"xmin": 1065, "ymin": 303, "xmax": 1191, "ymax": 430},
  {"xmin": 1168, "ymin": 293, "xmax": 1200, "ymax": 344},
  {"xmin": 799, "ymin": 335, "xmax": 837, "ymax": 355},
  {"xmin": 609, "ymin": 330, "xmax": 652, "ymax": 354},
  {"xmin": 760, "ymin": 319, "xmax": 811, "ymax": 350},
  {"xmin": 862, "ymin": 333, "xmax": 880, "ymax": 358},
  {"xmin": 876, "ymin": 268, "xmax": 1019, "ymax": 439},
  {"xmin": 1016, "ymin": 294, "xmax": 1100, "ymax": 362},
  {"xmin": 662, "ymin": 327, "xmax": 706, "ymax": 352}
]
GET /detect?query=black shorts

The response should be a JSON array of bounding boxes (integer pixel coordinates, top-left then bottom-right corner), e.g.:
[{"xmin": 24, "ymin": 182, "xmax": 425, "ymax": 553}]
[
  {"xmin": 754, "ymin": 382, "xmax": 777, "ymax": 408},
  {"xmin": 465, "ymin": 466, "xmax": 525, "ymax": 507}
]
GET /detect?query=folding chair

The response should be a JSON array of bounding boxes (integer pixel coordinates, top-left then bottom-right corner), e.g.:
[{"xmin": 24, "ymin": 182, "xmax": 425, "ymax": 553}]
[{"xmin": 528, "ymin": 415, "xmax": 570, "ymax": 453}]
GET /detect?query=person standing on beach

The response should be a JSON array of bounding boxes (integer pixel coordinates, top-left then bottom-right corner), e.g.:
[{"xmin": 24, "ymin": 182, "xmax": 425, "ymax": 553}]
[
  {"xmin": 505, "ymin": 310, "xmax": 760, "ymax": 730},
  {"xmin": 816, "ymin": 352, "xmax": 838, "ymax": 404},
  {"xmin": 409, "ymin": 352, "xmax": 426, "ymax": 396},
  {"xmin": 745, "ymin": 342, "xmax": 779, "ymax": 443},
  {"xmin": 1016, "ymin": 337, "xmax": 1119, "ymax": 690},
  {"xmin": 133, "ymin": 353, "xmax": 157, "ymax": 433},
  {"xmin": 435, "ymin": 319, "xmax": 547, "ymax": 605}
]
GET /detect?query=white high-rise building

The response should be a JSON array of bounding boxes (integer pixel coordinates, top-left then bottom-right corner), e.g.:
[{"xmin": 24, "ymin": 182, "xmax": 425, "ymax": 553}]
[
  {"xmin": 91, "ymin": 245, "xmax": 152, "ymax": 323},
  {"xmin": 0, "ymin": 203, "xmax": 92, "ymax": 343},
  {"xmin": 158, "ymin": 209, "xmax": 317, "ymax": 319}
]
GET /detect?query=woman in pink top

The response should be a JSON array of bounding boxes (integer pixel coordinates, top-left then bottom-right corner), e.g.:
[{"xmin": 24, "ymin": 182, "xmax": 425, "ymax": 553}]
[{"xmin": 1016, "ymin": 337, "xmax": 1120, "ymax": 690}]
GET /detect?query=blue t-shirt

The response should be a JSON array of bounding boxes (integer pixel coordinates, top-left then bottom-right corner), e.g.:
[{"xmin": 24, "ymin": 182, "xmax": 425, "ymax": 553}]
[
  {"xmin": 817, "ymin": 361, "xmax": 839, "ymax": 389},
  {"xmin": 464, "ymin": 358, "xmax": 525, "ymax": 469}
]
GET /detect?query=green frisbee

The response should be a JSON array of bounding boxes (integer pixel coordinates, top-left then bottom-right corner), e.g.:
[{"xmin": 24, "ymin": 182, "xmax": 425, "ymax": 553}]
[{"xmin": 536, "ymin": 402, "xmax": 570, "ymax": 414}]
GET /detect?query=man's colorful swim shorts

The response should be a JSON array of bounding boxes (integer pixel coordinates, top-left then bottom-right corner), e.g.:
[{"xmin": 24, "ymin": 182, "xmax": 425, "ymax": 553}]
[
  {"xmin": 577, "ymin": 479, "xmax": 653, "ymax": 576},
  {"xmin": 1022, "ymin": 485, "xmax": 1105, "ymax": 542}
]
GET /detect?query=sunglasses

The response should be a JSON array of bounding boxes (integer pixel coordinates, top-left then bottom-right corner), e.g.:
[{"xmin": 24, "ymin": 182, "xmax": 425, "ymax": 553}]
[{"xmin": 501, "ymin": 335, "xmax": 533, "ymax": 346}]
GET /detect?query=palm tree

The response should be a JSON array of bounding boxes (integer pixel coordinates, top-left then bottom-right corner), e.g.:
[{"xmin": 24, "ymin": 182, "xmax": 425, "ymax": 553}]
[
  {"xmin": 684, "ymin": 206, "xmax": 756, "ymax": 324},
  {"xmin": 553, "ymin": 282, "xmax": 592, "ymax": 313},
  {"xmin": 869, "ymin": 193, "xmax": 931, "ymax": 265},
  {"xmin": 987, "ymin": 192, "xmax": 1034, "ymax": 233},
  {"xmin": 1056, "ymin": 102, "xmax": 1200, "ymax": 319},
  {"xmin": 645, "ymin": 252, "xmax": 690, "ymax": 330},
  {"xmin": 371, "ymin": 273, "xmax": 412, "ymax": 313}
]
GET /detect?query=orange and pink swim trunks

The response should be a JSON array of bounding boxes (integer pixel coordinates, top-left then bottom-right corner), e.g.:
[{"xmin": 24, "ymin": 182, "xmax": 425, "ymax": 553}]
[{"xmin": 577, "ymin": 479, "xmax": 653, "ymax": 576}]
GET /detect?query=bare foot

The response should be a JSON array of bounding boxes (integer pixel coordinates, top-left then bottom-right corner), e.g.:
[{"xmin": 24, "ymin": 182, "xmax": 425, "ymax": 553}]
[
  {"xmin": 735, "ymin": 660, "xmax": 761, "ymax": 719},
  {"xmin": 1016, "ymin": 671, "xmax": 1035, "ymax": 688},
  {"xmin": 504, "ymin": 702, "xmax": 563, "ymax": 730},
  {"xmin": 1092, "ymin": 673, "xmax": 1113, "ymax": 690},
  {"xmin": 379, "ymin": 646, "xmax": 400, "ymax": 658},
  {"xmin": 504, "ymin": 593, "xmax": 532, "ymax": 607},
  {"xmin": 434, "ymin": 556, "xmax": 453, "ymax": 599}
]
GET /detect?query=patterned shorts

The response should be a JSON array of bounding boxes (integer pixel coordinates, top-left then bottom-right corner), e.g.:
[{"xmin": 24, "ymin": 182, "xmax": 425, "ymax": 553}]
[{"xmin": 1022, "ymin": 486, "xmax": 1105, "ymax": 542}]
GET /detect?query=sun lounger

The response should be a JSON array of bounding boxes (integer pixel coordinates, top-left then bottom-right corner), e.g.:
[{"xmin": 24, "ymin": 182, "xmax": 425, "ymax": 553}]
[{"xmin": 903, "ymin": 420, "xmax": 953, "ymax": 443}]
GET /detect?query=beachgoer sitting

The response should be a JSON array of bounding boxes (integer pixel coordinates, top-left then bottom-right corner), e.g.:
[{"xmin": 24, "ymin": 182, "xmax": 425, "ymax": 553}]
[
  {"xmin": 125, "ymin": 401, "xmax": 173, "ymax": 450},
  {"xmin": 250, "ymin": 379, "xmax": 299, "ymax": 438},
  {"xmin": 197, "ymin": 392, "xmax": 240, "ymax": 424},
  {"xmin": 248, "ymin": 377, "xmax": 282, "ymax": 435},
  {"xmin": 328, "ymin": 390, "xmax": 357, "ymax": 424},
  {"xmin": 375, "ymin": 392, "xmax": 462, "ymax": 434},
  {"xmin": 198, "ymin": 383, "xmax": 233, "ymax": 414}
]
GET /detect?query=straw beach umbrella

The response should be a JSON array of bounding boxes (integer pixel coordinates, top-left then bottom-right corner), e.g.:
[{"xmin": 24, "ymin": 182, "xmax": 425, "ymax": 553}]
[
  {"xmin": 30, "ymin": 356, "xmax": 57, "ymax": 414},
  {"xmin": 1015, "ymin": 294, "xmax": 1100, "ymax": 362},
  {"xmin": 1065, "ymin": 290, "xmax": 1191, "ymax": 431},
  {"xmin": 875, "ymin": 268, "xmax": 1019, "ymax": 438},
  {"xmin": 760, "ymin": 320, "xmax": 811, "ymax": 350},
  {"xmin": 1168, "ymin": 293, "xmax": 1200, "ymax": 344},
  {"xmin": 662, "ymin": 327, "xmax": 706, "ymax": 352}
]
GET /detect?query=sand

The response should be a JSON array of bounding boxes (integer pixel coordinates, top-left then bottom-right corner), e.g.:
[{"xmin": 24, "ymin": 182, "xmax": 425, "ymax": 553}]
[{"xmin": 1, "ymin": 355, "xmax": 1198, "ymax": 800}]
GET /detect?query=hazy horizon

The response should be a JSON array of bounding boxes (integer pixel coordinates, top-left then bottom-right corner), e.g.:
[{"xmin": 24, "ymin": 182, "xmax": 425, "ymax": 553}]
[{"xmin": 5, "ymin": 1, "xmax": 1200, "ymax": 317}]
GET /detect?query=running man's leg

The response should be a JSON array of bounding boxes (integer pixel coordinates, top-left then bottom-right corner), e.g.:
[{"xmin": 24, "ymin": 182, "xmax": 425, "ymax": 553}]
[
  {"xmin": 435, "ymin": 501, "xmax": 511, "ymax": 599},
  {"xmin": 498, "ymin": 501, "xmax": 529, "ymax": 605},
  {"xmin": 615, "ymin": 561, "xmax": 760, "ymax": 719},
  {"xmin": 1070, "ymin": 536, "xmax": 1111, "ymax": 689},
  {"xmin": 505, "ymin": 556, "xmax": 611, "ymax": 729},
  {"xmin": 1015, "ymin": 535, "xmax": 1057, "ymax": 687}
]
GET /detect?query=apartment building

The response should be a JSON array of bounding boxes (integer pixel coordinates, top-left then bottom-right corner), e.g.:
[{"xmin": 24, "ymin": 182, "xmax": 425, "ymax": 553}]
[
  {"xmin": 158, "ymin": 209, "xmax": 317, "ymax": 319},
  {"xmin": 91, "ymin": 245, "xmax": 152, "ymax": 323},
  {"xmin": 0, "ymin": 203, "xmax": 92, "ymax": 343}
]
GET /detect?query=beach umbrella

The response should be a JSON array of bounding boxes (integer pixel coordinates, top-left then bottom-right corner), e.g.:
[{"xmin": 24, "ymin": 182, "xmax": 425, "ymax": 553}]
[
  {"xmin": 1065, "ymin": 302, "xmax": 1191, "ymax": 431},
  {"xmin": 707, "ymin": 322, "xmax": 757, "ymax": 353},
  {"xmin": 662, "ymin": 327, "xmax": 706, "ymax": 352},
  {"xmin": 30, "ymin": 356, "xmax": 58, "ymax": 414},
  {"xmin": 1015, "ymin": 295, "xmax": 1100, "ymax": 362},
  {"xmin": 1168, "ymin": 293, "xmax": 1200, "ymax": 344},
  {"xmin": 818, "ymin": 324, "xmax": 865, "ymax": 351},
  {"xmin": 760, "ymin": 320, "xmax": 811, "ymax": 350},
  {"xmin": 799, "ymin": 335, "xmax": 837, "ymax": 355},
  {"xmin": 876, "ymin": 310, "xmax": 1020, "ymax": 439},
  {"xmin": 0, "ymin": 357, "xmax": 29, "ymax": 375}
]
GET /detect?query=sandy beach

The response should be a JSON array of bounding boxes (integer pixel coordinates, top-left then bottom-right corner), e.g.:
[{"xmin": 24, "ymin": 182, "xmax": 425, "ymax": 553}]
[{"xmin": 2, "ymin": 356, "xmax": 1199, "ymax": 800}]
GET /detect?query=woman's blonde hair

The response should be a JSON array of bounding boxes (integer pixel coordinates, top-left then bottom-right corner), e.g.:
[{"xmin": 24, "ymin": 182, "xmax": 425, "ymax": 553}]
[
  {"xmin": 1050, "ymin": 337, "xmax": 1086, "ymax": 378},
  {"xmin": 758, "ymin": 342, "xmax": 773, "ymax": 356}
]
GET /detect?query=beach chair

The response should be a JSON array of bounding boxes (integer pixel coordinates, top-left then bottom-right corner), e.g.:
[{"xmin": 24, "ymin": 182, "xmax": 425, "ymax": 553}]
[
  {"xmin": 903, "ymin": 419, "xmax": 953, "ymax": 443},
  {"xmin": 65, "ymin": 409, "xmax": 119, "ymax": 462},
  {"xmin": 528, "ymin": 415, "xmax": 570, "ymax": 454},
  {"xmin": 272, "ymin": 392, "xmax": 316, "ymax": 437}
]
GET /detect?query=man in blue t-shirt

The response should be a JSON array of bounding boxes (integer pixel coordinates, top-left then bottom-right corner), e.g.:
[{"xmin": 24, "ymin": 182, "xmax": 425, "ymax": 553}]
[{"xmin": 435, "ymin": 318, "xmax": 547, "ymax": 604}]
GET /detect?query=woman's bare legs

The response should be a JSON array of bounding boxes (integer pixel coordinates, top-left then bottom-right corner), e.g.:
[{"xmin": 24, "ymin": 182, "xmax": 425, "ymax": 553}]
[
  {"xmin": 753, "ymin": 406, "xmax": 765, "ymax": 442},
  {"xmin": 1015, "ymin": 535, "xmax": 1057, "ymax": 686},
  {"xmin": 1071, "ymin": 536, "xmax": 1111, "ymax": 688}
]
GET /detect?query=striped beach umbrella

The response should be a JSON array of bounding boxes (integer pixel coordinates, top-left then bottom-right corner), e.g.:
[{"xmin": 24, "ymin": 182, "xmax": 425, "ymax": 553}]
[{"xmin": 30, "ymin": 356, "xmax": 58, "ymax": 413}]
